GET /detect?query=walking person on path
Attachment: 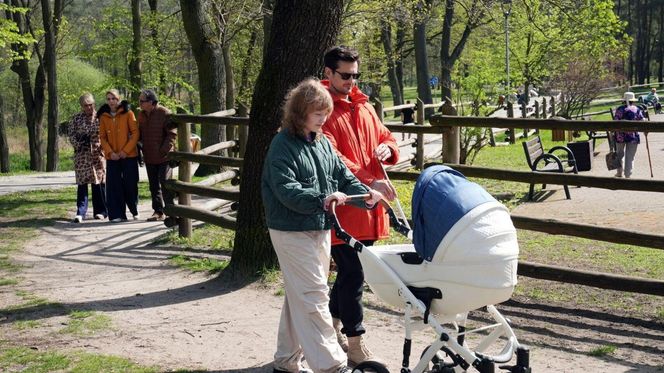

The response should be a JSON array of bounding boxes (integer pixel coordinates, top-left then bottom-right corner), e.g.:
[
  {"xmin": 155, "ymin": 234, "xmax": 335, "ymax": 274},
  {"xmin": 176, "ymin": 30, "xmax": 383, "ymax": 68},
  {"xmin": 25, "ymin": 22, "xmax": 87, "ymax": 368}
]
[
  {"xmin": 137, "ymin": 89, "xmax": 177, "ymax": 224},
  {"xmin": 613, "ymin": 91, "xmax": 644, "ymax": 178},
  {"xmin": 321, "ymin": 45, "xmax": 399, "ymax": 365},
  {"xmin": 68, "ymin": 93, "xmax": 107, "ymax": 223},
  {"xmin": 262, "ymin": 78, "xmax": 384, "ymax": 373},
  {"xmin": 98, "ymin": 89, "xmax": 140, "ymax": 222}
]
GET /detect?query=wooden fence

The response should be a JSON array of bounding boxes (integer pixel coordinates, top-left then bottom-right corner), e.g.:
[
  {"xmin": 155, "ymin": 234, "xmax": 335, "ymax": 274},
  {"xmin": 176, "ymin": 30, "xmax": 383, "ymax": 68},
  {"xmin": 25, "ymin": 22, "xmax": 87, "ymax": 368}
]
[{"xmin": 164, "ymin": 111, "xmax": 664, "ymax": 297}]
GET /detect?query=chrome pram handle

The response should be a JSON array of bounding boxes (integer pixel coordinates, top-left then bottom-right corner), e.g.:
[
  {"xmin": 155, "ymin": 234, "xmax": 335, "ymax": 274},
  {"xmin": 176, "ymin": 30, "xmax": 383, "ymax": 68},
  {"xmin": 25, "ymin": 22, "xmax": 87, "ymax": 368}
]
[{"xmin": 327, "ymin": 195, "xmax": 412, "ymax": 252}]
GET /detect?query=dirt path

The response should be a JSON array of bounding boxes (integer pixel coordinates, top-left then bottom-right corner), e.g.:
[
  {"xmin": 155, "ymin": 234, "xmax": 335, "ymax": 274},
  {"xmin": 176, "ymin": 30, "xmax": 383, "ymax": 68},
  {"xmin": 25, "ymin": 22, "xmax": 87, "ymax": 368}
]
[{"xmin": 1, "ymin": 204, "xmax": 662, "ymax": 372}]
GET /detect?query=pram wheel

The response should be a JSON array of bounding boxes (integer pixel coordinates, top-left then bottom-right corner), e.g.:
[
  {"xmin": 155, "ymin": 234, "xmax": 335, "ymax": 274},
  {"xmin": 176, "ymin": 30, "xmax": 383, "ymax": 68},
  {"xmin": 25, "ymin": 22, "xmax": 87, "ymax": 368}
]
[
  {"xmin": 352, "ymin": 360, "xmax": 390, "ymax": 373},
  {"xmin": 420, "ymin": 346, "xmax": 457, "ymax": 373}
]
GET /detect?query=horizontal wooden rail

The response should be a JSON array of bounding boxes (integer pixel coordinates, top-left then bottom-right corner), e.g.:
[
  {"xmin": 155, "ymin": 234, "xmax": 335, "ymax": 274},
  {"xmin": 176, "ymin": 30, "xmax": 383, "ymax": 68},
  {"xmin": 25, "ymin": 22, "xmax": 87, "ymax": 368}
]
[
  {"xmin": 169, "ymin": 151, "xmax": 243, "ymax": 167},
  {"xmin": 512, "ymin": 215, "xmax": 664, "ymax": 250},
  {"xmin": 430, "ymin": 115, "xmax": 664, "ymax": 132},
  {"xmin": 170, "ymin": 114, "xmax": 250, "ymax": 126},
  {"xmin": 518, "ymin": 261, "xmax": 664, "ymax": 296},
  {"xmin": 393, "ymin": 163, "xmax": 664, "ymax": 193},
  {"xmin": 385, "ymin": 123, "xmax": 450, "ymax": 134},
  {"xmin": 572, "ymin": 109, "xmax": 612, "ymax": 118},
  {"xmin": 196, "ymin": 170, "xmax": 239, "ymax": 187},
  {"xmin": 164, "ymin": 204, "xmax": 236, "ymax": 230},
  {"xmin": 164, "ymin": 180, "xmax": 239, "ymax": 201},
  {"xmin": 197, "ymin": 140, "xmax": 238, "ymax": 155}
]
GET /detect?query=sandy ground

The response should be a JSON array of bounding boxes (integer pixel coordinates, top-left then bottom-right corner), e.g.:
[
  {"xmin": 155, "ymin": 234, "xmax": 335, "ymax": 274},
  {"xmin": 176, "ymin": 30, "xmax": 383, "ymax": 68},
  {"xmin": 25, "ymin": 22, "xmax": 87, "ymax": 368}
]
[
  {"xmin": 0, "ymin": 206, "xmax": 662, "ymax": 373},
  {"xmin": 1, "ymin": 131, "xmax": 664, "ymax": 372}
]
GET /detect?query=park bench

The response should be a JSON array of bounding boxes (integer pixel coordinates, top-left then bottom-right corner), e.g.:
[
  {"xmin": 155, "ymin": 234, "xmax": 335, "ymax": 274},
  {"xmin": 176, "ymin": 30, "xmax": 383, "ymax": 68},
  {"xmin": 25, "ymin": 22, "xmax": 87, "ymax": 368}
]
[{"xmin": 522, "ymin": 135, "xmax": 578, "ymax": 200}]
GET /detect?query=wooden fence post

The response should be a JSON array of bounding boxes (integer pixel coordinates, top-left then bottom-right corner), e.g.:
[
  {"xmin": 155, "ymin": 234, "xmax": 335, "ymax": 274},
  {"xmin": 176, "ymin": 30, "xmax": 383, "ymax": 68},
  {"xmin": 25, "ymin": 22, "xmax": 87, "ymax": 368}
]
[
  {"xmin": 177, "ymin": 122, "xmax": 192, "ymax": 238},
  {"xmin": 415, "ymin": 98, "xmax": 425, "ymax": 170},
  {"xmin": 373, "ymin": 99, "xmax": 384, "ymax": 123},
  {"xmin": 534, "ymin": 101, "xmax": 540, "ymax": 134},
  {"xmin": 237, "ymin": 103, "xmax": 249, "ymax": 159},
  {"xmin": 542, "ymin": 98, "xmax": 548, "ymax": 119},
  {"xmin": 507, "ymin": 102, "xmax": 516, "ymax": 144}
]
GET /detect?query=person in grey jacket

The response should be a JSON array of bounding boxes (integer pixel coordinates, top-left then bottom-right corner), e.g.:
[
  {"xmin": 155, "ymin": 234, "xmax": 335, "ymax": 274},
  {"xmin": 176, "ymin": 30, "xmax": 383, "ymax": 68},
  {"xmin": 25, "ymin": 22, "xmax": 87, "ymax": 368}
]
[{"xmin": 262, "ymin": 78, "xmax": 383, "ymax": 373}]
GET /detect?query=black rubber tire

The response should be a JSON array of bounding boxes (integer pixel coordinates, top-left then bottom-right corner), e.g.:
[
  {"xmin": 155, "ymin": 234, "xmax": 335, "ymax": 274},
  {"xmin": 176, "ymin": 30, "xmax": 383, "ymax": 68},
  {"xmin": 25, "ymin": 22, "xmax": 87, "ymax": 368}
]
[{"xmin": 352, "ymin": 360, "xmax": 390, "ymax": 373}]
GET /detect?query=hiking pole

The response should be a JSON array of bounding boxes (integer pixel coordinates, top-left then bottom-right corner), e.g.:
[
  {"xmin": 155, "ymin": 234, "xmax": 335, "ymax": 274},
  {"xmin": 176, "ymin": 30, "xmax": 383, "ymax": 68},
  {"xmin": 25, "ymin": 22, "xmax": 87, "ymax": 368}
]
[
  {"xmin": 378, "ymin": 161, "xmax": 411, "ymax": 230},
  {"xmin": 645, "ymin": 133, "xmax": 654, "ymax": 178},
  {"xmin": 643, "ymin": 111, "xmax": 654, "ymax": 178}
]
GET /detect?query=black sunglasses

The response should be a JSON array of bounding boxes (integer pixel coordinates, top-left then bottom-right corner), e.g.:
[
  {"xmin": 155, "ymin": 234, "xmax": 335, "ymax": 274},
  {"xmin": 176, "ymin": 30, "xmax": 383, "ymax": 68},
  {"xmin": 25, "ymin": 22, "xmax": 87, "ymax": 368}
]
[{"xmin": 333, "ymin": 70, "xmax": 361, "ymax": 80}]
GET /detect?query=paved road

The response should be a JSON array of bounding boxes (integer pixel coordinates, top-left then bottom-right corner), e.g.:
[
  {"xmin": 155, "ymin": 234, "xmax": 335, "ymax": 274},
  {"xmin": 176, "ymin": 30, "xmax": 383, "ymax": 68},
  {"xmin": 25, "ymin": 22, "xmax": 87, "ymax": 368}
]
[{"xmin": 0, "ymin": 167, "xmax": 154, "ymax": 196}]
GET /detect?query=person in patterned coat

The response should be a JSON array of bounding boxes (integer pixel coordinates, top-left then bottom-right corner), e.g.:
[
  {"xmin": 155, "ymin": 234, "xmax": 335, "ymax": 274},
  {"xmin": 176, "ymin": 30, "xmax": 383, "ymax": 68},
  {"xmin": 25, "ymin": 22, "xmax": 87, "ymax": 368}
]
[{"xmin": 68, "ymin": 93, "xmax": 107, "ymax": 223}]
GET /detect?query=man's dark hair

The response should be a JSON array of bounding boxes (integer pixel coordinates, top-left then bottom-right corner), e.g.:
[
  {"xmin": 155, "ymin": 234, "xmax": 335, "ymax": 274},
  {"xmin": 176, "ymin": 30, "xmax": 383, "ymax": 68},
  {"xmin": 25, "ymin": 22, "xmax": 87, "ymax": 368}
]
[
  {"xmin": 141, "ymin": 89, "xmax": 159, "ymax": 105},
  {"xmin": 324, "ymin": 45, "xmax": 360, "ymax": 70}
]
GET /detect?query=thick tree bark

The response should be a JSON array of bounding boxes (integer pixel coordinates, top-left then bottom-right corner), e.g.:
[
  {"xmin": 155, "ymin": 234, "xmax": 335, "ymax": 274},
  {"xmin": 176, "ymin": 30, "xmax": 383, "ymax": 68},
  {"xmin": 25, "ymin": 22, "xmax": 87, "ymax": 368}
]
[
  {"xmin": 223, "ymin": 45, "xmax": 235, "ymax": 109},
  {"xmin": 148, "ymin": 0, "xmax": 166, "ymax": 92},
  {"xmin": 0, "ymin": 91, "xmax": 8, "ymax": 173},
  {"xmin": 42, "ymin": 0, "xmax": 63, "ymax": 171},
  {"xmin": 8, "ymin": 0, "xmax": 46, "ymax": 171},
  {"xmin": 181, "ymin": 0, "xmax": 226, "ymax": 175},
  {"xmin": 395, "ymin": 19, "xmax": 406, "ymax": 94},
  {"xmin": 238, "ymin": 30, "xmax": 258, "ymax": 101},
  {"xmin": 129, "ymin": 0, "xmax": 143, "ymax": 104},
  {"xmin": 413, "ymin": 2, "xmax": 433, "ymax": 117},
  {"xmin": 380, "ymin": 20, "xmax": 403, "ymax": 112},
  {"xmin": 230, "ymin": 0, "xmax": 344, "ymax": 277}
]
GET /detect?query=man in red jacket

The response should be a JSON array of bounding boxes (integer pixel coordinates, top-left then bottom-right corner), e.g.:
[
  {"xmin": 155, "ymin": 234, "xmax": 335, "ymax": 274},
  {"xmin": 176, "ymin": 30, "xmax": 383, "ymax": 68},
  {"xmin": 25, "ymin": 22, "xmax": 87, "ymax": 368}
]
[{"xmin": 322, "ymin": 45, "xmax": 399, "ymax": 366}]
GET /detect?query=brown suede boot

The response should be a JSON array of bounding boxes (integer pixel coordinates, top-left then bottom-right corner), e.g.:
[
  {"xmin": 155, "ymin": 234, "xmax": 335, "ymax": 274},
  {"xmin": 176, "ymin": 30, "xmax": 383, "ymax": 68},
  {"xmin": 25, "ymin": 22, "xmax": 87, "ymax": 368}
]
[
  {"xmin": 333, "ymin": 318, "xmax": 348, "ymax": 352},
  {"xmin": 347, "ymin": 335, "xmax": 376, "ymax": 366}
]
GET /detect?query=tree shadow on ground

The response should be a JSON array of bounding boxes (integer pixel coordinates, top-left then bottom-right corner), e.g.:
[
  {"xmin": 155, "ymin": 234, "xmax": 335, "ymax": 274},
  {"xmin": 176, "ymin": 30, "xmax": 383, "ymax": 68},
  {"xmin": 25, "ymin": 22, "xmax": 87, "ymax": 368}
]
[{"xmin": 0, "ymin": 268, "xmax": 254, "ymax": 325}]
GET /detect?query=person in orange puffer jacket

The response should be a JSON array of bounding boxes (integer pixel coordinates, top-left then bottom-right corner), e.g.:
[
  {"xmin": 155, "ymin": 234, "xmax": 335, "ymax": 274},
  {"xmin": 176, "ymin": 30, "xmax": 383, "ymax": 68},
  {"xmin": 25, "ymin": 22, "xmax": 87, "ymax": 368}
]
[
  {"xmin": 321, "ymin": 45, "xmax": 399, "ymax": 366},
  {"xmin": 98, "ymin": 89, "xmax": 140, "ymax": 223}
]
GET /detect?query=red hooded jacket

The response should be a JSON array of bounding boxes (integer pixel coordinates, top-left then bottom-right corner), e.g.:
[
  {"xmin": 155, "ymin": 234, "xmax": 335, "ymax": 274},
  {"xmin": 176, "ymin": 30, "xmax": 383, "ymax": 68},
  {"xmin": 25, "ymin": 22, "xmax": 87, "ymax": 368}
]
[{"xmin": 321, "ymin": 80, "xmax": 400, "ymax": 245}]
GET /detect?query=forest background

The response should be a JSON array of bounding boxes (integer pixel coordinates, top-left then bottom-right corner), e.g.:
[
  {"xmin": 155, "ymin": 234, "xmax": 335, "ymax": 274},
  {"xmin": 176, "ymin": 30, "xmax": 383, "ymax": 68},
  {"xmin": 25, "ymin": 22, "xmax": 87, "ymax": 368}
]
[{"xmin": 3, "ymin": 0, "xmax": 654, "ymax": 174}]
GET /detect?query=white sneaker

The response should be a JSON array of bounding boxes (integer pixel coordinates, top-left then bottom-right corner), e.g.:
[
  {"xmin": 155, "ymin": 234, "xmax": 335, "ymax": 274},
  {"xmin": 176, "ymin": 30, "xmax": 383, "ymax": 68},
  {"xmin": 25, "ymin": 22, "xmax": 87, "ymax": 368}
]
[
  {"xmin": 94, "ymin": 214, "xmax": 105, "ymax": 220},
  {"xmin": 132, "ymin": 214, "xmax": 140, "ymax": 220},
  {"xmin": 73, "ymin": 215, "xmax": 83, "ymax": 223},
  {"xmin": 110, "ymin": 218, "xmax": 123, "ymax": 223}
]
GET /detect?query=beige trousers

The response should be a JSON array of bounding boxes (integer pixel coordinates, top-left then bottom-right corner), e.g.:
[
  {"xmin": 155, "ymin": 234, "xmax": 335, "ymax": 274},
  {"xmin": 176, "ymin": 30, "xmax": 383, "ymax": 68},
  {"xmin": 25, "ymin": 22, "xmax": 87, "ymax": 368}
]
[{"xmin": 269, "ymin": 229, "xmax": 346, "ymax": 373}]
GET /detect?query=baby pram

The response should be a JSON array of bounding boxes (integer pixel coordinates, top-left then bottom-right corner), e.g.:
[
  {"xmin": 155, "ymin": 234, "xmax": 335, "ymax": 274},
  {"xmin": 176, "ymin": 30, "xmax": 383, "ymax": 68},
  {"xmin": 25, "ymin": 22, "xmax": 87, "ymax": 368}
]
[{"xmin": 328, "ymin": 165, "xmax": 531, "ymax": 373}]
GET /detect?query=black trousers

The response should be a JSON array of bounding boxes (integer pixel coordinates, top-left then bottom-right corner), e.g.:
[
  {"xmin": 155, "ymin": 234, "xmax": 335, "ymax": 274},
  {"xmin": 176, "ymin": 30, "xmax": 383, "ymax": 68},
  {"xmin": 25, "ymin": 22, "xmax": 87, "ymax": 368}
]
[
  {"xmin": 76, "ymin": 183, "xmax": 107, "ymax": 218},
  {"xmin": 146, "ymin": 162, "xmax": 174, "ymax": 215},
  {"xmin": 329, "ymin": 239, "xmax": 374, "ymax": 337}
]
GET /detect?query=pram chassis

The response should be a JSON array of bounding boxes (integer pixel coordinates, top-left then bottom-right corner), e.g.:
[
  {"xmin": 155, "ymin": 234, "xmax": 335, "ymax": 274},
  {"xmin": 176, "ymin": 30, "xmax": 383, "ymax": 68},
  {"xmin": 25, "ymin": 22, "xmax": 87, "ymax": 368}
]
[{"xmin": 327, "ymin": 197, "xmax": 531, "ymax": 373}]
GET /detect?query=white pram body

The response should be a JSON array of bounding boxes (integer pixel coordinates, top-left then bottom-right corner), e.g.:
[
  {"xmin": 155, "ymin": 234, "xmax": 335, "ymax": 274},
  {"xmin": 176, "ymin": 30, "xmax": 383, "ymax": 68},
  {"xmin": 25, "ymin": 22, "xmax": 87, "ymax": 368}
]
[
  {"xmin": 330, "ymin": 165, "xmax": 530, "ymax": 373},
  {"xmin": 360, "ymin": 201, "xmax": 518, "ymax": 317}
]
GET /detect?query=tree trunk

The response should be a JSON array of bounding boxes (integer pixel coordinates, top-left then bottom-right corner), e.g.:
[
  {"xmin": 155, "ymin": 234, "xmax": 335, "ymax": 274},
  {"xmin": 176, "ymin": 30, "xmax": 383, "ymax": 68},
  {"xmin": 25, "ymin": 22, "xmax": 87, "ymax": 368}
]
[
  {"xmin": 230, "ymin": 0, "xmax": 344, "ymax": 277},
  {"xmin": 395, "ymin": 19, "xmax": 406, "ymax": 94},
  {"xmin": 148, "ymin": 0, "xmax": 167, "ymax": 92},
  {"xmin": 8, "ymin": 0, "xmax": 46, "ymax": 171},
  {"xmin": 413, "ymin": 2, "xmax": 433, "ymax": 117},
  {"xmin": 380, "ymin": 20, "xmax": 403, "ymax": 112},
  {"xmin": 238, "ymin": 30, "xmax": 258, "ymax": 101},
  {"xmin": 129, "ymin": 0, "xmax": 143, "ymax": 104},
  {"xmin": 262, "ymin": 0, "xmax": 275, "ymax": 58},
  {"xmin": 439, "ymin": 0, "xmax": 476, "ymax": 164},
  {"xmin": 0, "ymin": 90, "xmax": 9, "ymax": 173},
  {"xmin": 223, "ymin": 45, "xmax": 235, "ymax": 109},
  {"xmin": 42, "ymin": 0, "xmax": 63, "ymax": 172},
  {"xmin": 181, "ymin": 0, "xmax": 226, "ymax": 175}
]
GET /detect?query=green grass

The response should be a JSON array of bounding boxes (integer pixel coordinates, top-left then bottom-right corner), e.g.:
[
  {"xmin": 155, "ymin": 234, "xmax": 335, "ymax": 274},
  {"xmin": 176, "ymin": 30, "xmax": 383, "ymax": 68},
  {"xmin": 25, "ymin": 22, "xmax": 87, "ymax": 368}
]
[
  {"xmin": 164, "ymin": 224, "xmax": 235, "ymax": 251},
  {"xmin": 14, "ymin": 319, "xmax": 41, "ymax": 330},
  {"xmin": 0, "ymin": 345, "xmax": 158, "ymax": 373},
  {"xmin": 60, "ymin": 310, "xmax": 113, "ymax": 336},
  {"xmin": 588, "ymin": 345, "xmax": 617, "ymax": 357},
  {"xmin": 0, "ymin": 278, "xmax": 19, "ymax": 286},
  {"xmin": 168, "ymin": 254, "xmax": 229, "ymax": 274}
]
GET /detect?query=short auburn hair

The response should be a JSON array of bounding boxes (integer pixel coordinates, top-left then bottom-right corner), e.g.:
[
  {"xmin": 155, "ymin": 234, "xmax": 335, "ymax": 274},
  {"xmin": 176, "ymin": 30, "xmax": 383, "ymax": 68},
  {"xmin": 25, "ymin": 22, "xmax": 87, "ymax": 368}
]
[{"xmin": 281, "ymin": 78, "xmax": 333, "ymax": 139}]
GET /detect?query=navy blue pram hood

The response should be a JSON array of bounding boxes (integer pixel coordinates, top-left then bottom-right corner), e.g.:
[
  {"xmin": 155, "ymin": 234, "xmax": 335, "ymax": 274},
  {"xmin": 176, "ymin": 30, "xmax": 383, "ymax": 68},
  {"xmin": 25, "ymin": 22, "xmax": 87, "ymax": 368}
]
[{"xmin": 412, "ymin": 165, "xmax": 496, "ymax": 261}]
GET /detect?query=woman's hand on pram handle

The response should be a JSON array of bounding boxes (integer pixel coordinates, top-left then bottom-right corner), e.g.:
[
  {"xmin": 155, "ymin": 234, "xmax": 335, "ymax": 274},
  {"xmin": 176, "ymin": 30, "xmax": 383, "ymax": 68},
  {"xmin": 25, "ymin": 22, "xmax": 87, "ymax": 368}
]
[
  {"xmin": 365, "ymin": 188, "xmax": 385, "ymax": 208},
  {"xmin": 370, "ymin": 179, "xmax": 396, "ymax": 201},
  {"xmin": 323, "ymin": 192, "xmax": 348, "ymax": 211}
]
